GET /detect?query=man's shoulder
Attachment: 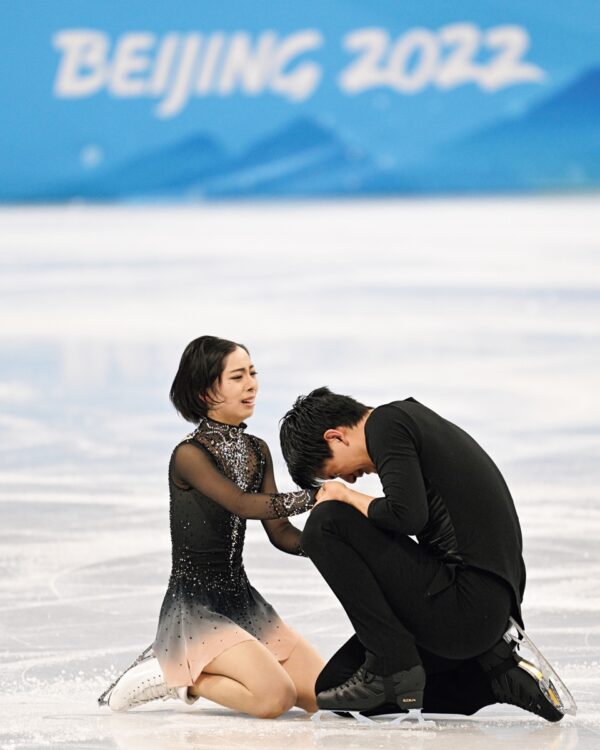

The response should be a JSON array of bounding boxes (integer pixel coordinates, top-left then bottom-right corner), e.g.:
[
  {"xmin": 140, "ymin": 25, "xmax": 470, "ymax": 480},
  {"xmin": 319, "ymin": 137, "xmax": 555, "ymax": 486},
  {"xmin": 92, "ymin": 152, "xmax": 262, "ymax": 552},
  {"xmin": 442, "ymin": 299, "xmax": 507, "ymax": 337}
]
[
  {"xmin": 364, "ymin": 400, "xmax": 424, "ymax": 460},
  {"xmin": 365, "ymin": 398, "xmax": 424, "ymax": 435},
  {"xmin": 369, "ymin": 398, "xmax": 423, "ymax": 420}
]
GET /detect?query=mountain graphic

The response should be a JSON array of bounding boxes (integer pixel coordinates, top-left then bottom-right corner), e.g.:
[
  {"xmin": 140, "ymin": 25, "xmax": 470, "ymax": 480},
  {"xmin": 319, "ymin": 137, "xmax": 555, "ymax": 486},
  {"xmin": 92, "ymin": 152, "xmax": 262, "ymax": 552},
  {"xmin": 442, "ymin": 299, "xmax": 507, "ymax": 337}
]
[
  {"xmin": 48, "ymin": 116, "xmax": 374, "ymax": 200},
  {"xmin": 382, "ymin": 67, "xmax": 600, "ymax": 193},
  {"xmin": 201, "ymin": 116, "xmax": 374, "ymax": 196},
  {"xmin": 20, "ymin": 68, "xmax": 600, "ymax": 201},
  {"xmin": 73, "ymin": 134, "xmax": 227, "ymax": 200}
]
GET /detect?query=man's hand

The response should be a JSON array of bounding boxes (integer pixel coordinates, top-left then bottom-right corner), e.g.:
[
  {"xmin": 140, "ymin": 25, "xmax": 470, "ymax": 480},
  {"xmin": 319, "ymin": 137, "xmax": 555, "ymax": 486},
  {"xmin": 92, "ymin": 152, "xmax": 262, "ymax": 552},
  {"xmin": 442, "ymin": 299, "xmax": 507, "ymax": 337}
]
[
  {"xmin": 314, "ymin": 481, "xmax": 375, "ymax": 519},
  {"xmin": 315, "ymin": 481, "xmax": 349, "ymax": 505}
]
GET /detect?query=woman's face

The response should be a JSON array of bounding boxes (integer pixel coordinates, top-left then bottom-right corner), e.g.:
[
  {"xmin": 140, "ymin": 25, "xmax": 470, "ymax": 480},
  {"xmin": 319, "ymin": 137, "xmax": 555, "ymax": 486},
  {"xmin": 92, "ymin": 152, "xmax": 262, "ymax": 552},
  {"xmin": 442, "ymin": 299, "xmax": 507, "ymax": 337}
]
[{"xmin": 204, "ymin": 346, "xmax": 258, "ymax": 425}]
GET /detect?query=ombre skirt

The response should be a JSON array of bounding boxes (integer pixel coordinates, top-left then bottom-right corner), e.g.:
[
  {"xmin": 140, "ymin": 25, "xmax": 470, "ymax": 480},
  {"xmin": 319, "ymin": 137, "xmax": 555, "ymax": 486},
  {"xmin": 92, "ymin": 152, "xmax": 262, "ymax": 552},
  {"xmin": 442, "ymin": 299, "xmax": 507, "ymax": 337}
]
[{"xmin": 151, "ymin": 567, "xmax": 299, "ymax": 687}]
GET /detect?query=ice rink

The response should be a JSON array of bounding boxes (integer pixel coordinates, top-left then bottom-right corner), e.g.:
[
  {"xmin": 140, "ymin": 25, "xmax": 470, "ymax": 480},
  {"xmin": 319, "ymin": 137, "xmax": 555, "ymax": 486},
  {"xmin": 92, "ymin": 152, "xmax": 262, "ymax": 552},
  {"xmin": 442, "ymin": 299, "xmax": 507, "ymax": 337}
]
[{"xmin": 1, "ymin": 196, "xmax": 599, "ymax": 749}]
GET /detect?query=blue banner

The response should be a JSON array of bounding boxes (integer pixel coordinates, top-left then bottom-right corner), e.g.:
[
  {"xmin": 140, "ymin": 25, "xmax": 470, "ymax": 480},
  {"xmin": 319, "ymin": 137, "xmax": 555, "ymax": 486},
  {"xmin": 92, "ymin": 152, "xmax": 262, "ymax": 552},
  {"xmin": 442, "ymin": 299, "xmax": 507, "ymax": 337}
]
[{"xmin": 2, "ymin": 2, "xmax": 599, "ymax": 200}]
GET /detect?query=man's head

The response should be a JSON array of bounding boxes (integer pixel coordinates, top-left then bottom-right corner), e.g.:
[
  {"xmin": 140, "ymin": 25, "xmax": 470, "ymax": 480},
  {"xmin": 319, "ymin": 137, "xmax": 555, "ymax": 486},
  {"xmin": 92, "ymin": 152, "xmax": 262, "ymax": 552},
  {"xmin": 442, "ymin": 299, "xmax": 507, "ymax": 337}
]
[{"xmin": 279, "ymin": 386, "xmax": 375, "ymax": 489}]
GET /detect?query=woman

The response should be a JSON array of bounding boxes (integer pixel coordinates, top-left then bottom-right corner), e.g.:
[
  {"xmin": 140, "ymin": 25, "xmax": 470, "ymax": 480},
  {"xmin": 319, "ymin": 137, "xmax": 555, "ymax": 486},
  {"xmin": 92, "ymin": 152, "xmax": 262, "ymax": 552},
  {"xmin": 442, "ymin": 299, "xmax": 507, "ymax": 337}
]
[{"xmin": 99, "ymin": 335, "xmax": 324, "ymax": 717}]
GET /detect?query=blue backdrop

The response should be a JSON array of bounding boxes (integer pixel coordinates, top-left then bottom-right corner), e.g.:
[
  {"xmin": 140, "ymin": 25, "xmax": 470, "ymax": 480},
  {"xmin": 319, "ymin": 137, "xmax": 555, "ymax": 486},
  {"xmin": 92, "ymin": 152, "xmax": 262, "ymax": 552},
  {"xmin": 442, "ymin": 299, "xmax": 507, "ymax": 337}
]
[{"xmin": 2, "ymin": 2, "xmax": 599, "ymax": 201}]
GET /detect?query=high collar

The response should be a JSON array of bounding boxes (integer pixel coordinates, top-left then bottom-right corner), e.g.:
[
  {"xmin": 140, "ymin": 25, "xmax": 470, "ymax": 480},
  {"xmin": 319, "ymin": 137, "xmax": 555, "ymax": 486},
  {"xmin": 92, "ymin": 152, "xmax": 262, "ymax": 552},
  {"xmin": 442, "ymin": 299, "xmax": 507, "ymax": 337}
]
[{"xmin": 197, "ymin": 414, "xmax": 248, "ymax": 432}]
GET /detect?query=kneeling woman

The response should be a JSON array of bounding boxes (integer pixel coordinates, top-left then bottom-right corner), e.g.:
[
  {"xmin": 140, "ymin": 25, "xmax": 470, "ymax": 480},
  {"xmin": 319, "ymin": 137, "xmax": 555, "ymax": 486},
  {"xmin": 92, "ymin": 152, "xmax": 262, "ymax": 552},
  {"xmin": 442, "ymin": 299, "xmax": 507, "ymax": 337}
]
[{"xmin": 100, "ymin": 335, "xmax": 324, "ymax": 717}]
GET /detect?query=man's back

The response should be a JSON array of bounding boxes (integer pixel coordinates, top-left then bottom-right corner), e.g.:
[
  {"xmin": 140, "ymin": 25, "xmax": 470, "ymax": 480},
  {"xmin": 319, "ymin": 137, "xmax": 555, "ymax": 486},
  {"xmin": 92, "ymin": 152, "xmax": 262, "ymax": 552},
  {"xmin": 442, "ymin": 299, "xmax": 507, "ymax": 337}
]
[{"xmin": 365, "ymin": 397, "xmax": 526, "ymax": 623}]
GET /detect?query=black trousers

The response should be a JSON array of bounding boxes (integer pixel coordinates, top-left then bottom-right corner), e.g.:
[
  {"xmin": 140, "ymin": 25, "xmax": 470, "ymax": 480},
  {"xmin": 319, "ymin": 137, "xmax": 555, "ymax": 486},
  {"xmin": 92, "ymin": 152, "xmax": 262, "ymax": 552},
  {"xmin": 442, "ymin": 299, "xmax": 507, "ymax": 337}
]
[{"xmin": 301, "ymin": 501, "xmax": 514, "ymax": 715}]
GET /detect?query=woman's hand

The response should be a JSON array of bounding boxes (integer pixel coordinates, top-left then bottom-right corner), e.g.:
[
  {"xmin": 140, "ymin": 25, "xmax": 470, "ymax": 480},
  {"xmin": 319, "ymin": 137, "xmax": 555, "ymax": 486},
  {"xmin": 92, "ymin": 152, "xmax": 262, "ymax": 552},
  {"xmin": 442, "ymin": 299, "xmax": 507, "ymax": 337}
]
[
  {"xmin": 314, "ymin": 481, "xmax": 376, "ymax": 519},
  {"xmin": 315, "ymin": 481, "xmax": 349, "ymax": 505}
]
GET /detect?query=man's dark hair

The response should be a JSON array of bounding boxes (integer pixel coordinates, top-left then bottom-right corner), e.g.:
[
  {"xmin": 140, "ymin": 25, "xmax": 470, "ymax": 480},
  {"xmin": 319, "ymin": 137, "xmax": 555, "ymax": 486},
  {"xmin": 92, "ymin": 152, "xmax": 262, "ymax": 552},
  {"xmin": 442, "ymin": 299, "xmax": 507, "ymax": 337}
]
[
  {"xmin": 170, "ymin": 335, "xmax": 249, "ymax": 423},
  {"xmin": 279, "ymin": 386, "xmax": 370, "ymax": 489}
]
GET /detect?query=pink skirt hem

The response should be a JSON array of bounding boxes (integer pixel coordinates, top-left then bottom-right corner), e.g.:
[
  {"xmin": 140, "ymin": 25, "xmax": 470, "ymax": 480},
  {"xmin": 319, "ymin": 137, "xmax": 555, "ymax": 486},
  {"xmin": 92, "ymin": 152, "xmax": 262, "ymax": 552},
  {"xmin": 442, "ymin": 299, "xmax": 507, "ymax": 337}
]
[{"xmin": 155, "ymin": 623, "xmax": 301, "ymax": 688}]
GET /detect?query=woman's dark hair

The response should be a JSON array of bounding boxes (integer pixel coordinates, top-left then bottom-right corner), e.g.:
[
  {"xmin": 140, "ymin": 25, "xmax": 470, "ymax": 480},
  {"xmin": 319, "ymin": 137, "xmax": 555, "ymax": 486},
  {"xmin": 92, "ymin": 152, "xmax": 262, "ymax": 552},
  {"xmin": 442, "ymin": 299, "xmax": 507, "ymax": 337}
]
[
  {"xmin": 170, "ymin": 336, "xmax": 249, "ymax": 423},
  {"xmin": 279, "ymin": 386, "xmax": 370, "ymax": 489}
]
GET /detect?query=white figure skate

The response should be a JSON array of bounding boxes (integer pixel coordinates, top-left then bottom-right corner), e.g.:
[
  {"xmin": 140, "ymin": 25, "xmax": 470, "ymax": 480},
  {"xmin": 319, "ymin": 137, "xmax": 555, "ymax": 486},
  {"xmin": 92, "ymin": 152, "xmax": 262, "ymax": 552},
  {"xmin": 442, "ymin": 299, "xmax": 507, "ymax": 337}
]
[{"xmin": 98, "ymin": 646, "xmax": 196, "ymax": 711}]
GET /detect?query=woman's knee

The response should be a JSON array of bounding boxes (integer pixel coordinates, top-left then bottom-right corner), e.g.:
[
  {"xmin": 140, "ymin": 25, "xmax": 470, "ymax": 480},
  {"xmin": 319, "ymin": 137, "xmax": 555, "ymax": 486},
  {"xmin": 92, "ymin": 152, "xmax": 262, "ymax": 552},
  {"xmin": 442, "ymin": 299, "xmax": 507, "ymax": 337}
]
[
  {"xmin": 253, "ymin": 681, "xmax": 297, "ymax": 719},
  {"xmin": 295, "ymin": 690, "xmax": 319, "ymax": 714}
]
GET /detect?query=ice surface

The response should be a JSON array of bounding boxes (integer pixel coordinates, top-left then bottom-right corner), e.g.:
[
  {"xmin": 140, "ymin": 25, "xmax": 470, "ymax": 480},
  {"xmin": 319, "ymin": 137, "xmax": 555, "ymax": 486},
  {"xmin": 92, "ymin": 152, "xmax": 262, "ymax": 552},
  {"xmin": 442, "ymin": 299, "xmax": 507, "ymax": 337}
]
[{"xmin": 0, "ymin": 196, "xmax": 599, "ymax": 749}]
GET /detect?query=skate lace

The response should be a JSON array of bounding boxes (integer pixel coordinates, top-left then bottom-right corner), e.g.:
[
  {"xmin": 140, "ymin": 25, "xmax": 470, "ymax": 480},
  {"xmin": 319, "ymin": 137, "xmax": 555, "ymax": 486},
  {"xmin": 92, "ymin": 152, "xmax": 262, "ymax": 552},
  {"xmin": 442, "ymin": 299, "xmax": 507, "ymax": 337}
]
[
  {"xmin": 338, "ymin": 667, "xmax": 376, "ymax": 690},
  {"xmin": 131, "ymin": 680, "xmax": 178, "ymax": 706}
]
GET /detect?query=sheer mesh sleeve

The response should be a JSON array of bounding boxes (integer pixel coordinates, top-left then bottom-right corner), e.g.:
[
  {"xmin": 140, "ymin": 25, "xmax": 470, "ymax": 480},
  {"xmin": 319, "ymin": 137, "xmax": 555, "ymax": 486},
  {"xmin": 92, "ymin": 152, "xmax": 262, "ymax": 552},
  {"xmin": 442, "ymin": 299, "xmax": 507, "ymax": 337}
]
[
  {"xmin": 259, "ymin": 439, "xmax": 308, "ymax": 556},
  {"xmin": 172, "ymin": 440, "xmax": 316, "ymax": 521}
]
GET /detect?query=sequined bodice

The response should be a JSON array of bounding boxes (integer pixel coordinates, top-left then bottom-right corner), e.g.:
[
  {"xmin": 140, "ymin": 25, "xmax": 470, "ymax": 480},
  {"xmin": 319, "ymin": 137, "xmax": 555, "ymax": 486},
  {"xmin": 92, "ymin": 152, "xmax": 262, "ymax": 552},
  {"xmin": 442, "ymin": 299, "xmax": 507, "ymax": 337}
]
[
  {"xmin": 189, "ymin": 415, "xmax": 264, "ymax": 492},
  {"xmin": 167, "ymin": 417, "xmax": 263, "ymax": 580}
]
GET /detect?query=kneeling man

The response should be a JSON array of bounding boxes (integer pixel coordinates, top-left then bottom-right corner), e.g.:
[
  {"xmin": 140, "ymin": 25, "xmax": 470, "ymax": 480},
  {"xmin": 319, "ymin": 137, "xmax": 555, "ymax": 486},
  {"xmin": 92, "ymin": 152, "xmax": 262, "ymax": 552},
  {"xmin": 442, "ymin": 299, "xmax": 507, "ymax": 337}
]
[{"xmin": 279, "ymin": 387, "xmax": 563, "ymax": 721}]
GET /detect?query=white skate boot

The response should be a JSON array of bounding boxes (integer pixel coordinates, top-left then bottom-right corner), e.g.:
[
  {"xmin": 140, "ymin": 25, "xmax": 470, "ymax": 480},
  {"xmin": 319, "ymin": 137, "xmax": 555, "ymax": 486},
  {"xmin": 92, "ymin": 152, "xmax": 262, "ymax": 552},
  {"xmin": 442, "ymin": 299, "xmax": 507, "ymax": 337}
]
[{"xmin": 99, "ymin": 648, "xmax": 197, "ymax": 712}]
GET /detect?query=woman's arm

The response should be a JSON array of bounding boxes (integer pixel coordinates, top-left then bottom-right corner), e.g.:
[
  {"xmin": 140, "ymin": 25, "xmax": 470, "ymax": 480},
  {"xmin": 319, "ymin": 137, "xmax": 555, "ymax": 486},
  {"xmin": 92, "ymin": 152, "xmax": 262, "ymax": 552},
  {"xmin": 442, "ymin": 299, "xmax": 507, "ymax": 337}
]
[
  {"xmin": 172, "ymin": 439, "xmax": 316, "ymax": 521},
  {"xmin": 259, "ymin": 439, "xmax": 307, "ymax": 556}
]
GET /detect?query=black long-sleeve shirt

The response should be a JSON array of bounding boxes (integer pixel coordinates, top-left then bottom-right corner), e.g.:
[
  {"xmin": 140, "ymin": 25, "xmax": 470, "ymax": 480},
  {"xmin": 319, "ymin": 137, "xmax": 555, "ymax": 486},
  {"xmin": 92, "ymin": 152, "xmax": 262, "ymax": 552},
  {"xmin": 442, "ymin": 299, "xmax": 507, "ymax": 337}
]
[{"xmin": 365, "ymin": 398, "xmax": 526, "ymax": 624}]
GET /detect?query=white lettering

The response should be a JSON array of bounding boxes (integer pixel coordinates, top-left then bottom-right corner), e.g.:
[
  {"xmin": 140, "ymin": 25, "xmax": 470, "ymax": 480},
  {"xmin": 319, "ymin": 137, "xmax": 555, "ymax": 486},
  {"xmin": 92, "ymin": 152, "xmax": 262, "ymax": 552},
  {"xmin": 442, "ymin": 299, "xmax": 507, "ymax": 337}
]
[
  {"xmin": 53, "ymin": 30, "xmax": 109, "ymax": 97},
  {"xmin": 110, "ymin": 33, "xmax": 155, "ymax": 96},
  {"xmin": 339, "ymin": 24, "xmax": 546, "ymax": 96},
  {"xmin": 436, "ymin": 23, "xmax": 483, "ymax": 89},
  {"xmin": 51, "ymin": 24, "xmax": 545, "ymax": 115},
  {"xmin": 479, "ymin": 26, "xmax": 545, "ymax": 91},
  {"xmin": 338, "ymin": 29, "xmax": 390, "ymax": 93},
  {"xmin": 388, "ymin": 29, "xmax": 438, "ymax": 93},
  {"xmin": 217, "ymin": 32, "xmax": 277, "ymax": 95},
  {"xmin": 270, "ymin": 30, "xmax": 323, "ymax": 101},
  {"xmin": 195, "ymin": 33, "xmax": 225, "ymax": 94},
  {"xmin": 156, "ymin": 34, "xmax": 203, "ymax": 118},
  {"xmin": 148, "ymin": 34, "xmax": 181, "ymax": 96}
]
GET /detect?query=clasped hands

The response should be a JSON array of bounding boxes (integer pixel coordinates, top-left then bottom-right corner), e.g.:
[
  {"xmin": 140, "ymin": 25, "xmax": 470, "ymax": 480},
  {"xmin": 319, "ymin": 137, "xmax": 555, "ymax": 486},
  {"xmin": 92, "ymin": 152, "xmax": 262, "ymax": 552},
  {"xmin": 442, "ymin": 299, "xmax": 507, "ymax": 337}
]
[
  {"xmin": 315, "ymin": 481, "xmax": 349, "ymax": 504},
  {"xmin": 314, "ymin": 480, "xmax": 374, "ymax": 518}
]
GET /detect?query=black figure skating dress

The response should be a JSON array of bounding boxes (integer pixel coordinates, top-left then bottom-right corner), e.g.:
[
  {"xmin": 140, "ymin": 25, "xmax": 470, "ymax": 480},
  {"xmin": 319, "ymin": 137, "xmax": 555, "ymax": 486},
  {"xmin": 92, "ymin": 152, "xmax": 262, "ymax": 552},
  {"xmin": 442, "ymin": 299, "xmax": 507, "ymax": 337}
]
[{"xmin": 151, "ymin": 415, "xmax": 315, "ymax": 687}]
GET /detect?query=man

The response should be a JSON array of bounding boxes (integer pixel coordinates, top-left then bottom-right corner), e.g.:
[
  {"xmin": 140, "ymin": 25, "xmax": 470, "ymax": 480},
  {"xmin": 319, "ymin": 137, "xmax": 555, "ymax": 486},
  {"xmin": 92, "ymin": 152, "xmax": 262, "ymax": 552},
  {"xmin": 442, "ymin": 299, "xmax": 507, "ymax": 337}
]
[{"xmin": 279, "ymin": 387, "xmax": 565, "ymax": 721}]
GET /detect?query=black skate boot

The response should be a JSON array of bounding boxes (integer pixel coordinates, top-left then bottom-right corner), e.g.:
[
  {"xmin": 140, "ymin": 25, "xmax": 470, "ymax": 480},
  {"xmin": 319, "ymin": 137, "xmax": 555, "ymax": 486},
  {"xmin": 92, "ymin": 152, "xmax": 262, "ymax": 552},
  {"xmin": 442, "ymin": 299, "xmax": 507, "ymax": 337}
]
[
  {"xmin": 478, "ymin": 636, "xmax": 565, "ymax": 722},
  {"xmin": 316, "ymin": 662, "xmax": 426, "ymax": 713}
]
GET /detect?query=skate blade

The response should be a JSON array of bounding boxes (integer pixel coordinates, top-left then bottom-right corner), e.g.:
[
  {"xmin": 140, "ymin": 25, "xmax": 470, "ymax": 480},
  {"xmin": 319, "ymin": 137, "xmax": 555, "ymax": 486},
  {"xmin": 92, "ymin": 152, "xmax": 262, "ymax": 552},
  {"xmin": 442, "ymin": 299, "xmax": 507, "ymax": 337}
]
[
  {"xmin": 312, "ymin": 709, "xmax": 435, "ymax": 728},
  {"xmin": 505, "ymin": 617, "xmax": 577, "ymax": 717}
]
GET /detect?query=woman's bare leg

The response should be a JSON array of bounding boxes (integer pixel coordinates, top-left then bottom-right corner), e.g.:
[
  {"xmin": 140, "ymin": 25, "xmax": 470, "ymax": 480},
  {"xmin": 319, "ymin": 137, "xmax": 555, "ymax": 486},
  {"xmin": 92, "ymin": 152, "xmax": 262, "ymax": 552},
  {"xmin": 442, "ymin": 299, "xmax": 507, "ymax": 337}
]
[
  {"xmin": 188, "ymin": 640, "xmax": 297, "ymax": 718},
  {"xmin": 279, "ymin": 636, "xmax": 326, "ymax": 713}
]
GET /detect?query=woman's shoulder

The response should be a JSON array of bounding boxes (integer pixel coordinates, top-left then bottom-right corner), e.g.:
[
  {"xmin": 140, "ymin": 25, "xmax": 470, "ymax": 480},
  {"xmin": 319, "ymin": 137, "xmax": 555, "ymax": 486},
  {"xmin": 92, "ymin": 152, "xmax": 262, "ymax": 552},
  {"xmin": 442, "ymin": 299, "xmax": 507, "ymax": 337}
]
[
  {"xmin": 245, "ymin": 432, "xmax": 270, "ymax": 455},
  {"xmin": 168, "ymin": 431, "xmax": 220, "ymax": 492},
  {"xmin": 246, "ymin": 430, "xmax": 266, "ymax": 446},
  {"xmin": 170, "ymin": 430, "xmax": 215, "ymax": 462}
]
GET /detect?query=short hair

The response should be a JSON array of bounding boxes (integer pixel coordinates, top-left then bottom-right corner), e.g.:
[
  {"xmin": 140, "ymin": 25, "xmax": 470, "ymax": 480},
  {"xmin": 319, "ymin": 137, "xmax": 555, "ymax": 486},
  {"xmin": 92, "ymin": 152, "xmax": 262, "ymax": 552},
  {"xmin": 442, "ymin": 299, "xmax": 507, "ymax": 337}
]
[
  {"xmin": 170, "ymin": 335, "xmax": 249, "ymax": 423},
  {"xmin": 279, "ymin": 386, "xmax": 370, "ymax": 489}
]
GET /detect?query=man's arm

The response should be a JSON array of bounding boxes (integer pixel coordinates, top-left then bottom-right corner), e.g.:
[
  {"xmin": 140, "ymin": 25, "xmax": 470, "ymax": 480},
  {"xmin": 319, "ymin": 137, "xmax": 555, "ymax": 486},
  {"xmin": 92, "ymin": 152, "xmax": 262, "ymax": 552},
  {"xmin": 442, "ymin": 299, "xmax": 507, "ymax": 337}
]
[
  {"xmin": 365, "ymin": 405, "xmax": 429, "ymax": 534},
  {"xmin": 317, "ymin": 405, "xmax": 429, "ymax": 535},
  {"xmin": 315, "ymin": 482, "xmax": 374, "ymax": 517}
]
